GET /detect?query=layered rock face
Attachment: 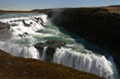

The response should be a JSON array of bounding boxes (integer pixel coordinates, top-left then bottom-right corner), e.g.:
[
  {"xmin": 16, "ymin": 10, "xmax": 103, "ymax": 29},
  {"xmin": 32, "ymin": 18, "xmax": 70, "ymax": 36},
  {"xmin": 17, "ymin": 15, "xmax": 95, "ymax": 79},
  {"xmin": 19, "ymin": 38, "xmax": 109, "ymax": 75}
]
[{"xmin": 49, "ymin": 7, "xmax": 120, "ymax": 70}]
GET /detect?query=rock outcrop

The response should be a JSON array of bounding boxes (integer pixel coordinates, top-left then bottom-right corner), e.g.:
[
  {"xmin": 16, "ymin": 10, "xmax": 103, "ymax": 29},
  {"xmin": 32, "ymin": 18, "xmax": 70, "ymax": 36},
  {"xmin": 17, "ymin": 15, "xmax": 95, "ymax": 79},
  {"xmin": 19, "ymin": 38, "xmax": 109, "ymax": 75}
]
[
  {"xmin": 0, "ymin": 22, "xmax": 10, "ymax": 30},
  {"xmin": 48, "ymin": 7, "xmax": 120, "ymax": 71},
  {"xmin": 0, "ymin": 22, "xmax": 11, "ymax": 40},
  {"xmin": 34, "ymin": 40, "xmax": 66, "ymax": 61}
]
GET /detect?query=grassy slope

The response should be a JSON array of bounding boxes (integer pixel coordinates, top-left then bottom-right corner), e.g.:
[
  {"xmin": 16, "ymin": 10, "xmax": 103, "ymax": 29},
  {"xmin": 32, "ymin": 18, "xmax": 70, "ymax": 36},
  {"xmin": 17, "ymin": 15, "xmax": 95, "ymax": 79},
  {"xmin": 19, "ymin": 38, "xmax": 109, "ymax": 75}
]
[
  {"xmin": 0, "ymin": 6, "xmax": 115, "ymax": 79},
  {"xmin": 0, "ymin": 5, "xmax": 120, "ymax": 14},
  {"xmin": 0, "ymin": 50, "xmax": 105, "ymax": 79},
  {"xmin": 103, "ymin": 6, "xmax": 120, "ymax": 13}
]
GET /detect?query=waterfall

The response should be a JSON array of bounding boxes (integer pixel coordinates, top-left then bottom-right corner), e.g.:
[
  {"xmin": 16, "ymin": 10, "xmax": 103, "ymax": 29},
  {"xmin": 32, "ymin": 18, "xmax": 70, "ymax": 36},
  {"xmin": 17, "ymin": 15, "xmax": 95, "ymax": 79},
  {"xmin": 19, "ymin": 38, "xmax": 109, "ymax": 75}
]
[
  {"xmin": 0, "ymin": 41, "xmax": 40, "ymax": 59},
  {"xmin": 0, "ymin": 14, "xmax": 48, "ymax": 39},
  {"xmin": 53, "ymin": 47, "xmax": 119, "ymax": 79},
  {"xmin": 0, "ymin": 13, "xmax": 119, "ymax": 79},
  {"xmin": 40, "ymin": 46, "xmax": 48, "ymax": 60}
]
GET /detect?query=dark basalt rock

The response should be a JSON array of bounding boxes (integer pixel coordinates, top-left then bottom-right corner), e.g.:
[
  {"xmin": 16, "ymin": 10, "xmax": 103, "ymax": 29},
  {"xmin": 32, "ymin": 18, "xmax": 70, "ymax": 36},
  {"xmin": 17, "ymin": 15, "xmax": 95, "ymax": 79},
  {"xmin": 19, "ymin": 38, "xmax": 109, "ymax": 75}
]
[
  {"xmin": 22, "ymin": 20, "xmax": 31, "ymax": 27},
  {"xmin": 49, "ymin": 8, "xmax": 120, "ymax": 72},
  {"xmin": 18, "ymin": 32, "xmax": 29, "ymax": 38},
  {"xmin": 46, "ymin": 40, "xmax": 66, "ymax": 48},
  {"xmin": 34, "ymin": 17, "xmax": 45, "ymax": 26},
  {"xmin": 34, "ymin": 40, "xmax": 66, "ymax": 61},
  {"xmin": 0, "ymin": 22, "xmax": 11, "ymax": 40},
  {"xmin": 45, "ymin": 46, "xmax": 55, "ymax": 61},
  {"xmin": 34, "ymin": 43, "xmax": 45, "ymax": 56},
  {"xmin": 0, "ymin": 22, "xmax": 10, "ymax": 30},
  {"xmin": 45, "ymin": 40, "xmax": 66, "ymax": 61}
]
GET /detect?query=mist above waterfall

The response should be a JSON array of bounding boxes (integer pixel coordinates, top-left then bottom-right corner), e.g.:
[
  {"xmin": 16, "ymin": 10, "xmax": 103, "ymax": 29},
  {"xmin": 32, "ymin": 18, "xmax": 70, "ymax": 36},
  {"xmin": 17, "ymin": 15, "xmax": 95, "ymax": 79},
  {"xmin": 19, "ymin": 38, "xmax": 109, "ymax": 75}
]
[{"xmin": 0, "ymin": 13, "xmax": 119, "ymax": 79}]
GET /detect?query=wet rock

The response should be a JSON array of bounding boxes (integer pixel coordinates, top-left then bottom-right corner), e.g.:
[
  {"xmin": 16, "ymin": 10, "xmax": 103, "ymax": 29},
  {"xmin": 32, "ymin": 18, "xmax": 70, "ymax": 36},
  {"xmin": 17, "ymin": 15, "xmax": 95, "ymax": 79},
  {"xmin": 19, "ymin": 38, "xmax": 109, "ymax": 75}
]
[
  {"xmin": 34, "ymin": 17, "xmax": 45, "ymax": 26},
  {"xmin": 34, "ymin": 43, "xmax": 45, "ymax": 56},
  {"xmin": 45, "ymin": 46, "xmax": 55, "ymax": 61},
  {"xmin": 34, "ymin": 40, "xmax": 66, "ymax": 61},
  {"xmin": 0, "ymin": 22, "xmax": 11, "ymax": 40},
  {"xmin": 35, "ymin": 17, "xmax": 44, "ymax": 23},
  {"xmin": 46, "ymin": 40, "xmax": 66, "ymax": 48},
  {"xmin": 22, "ymin": 20, "xmax": 30, "ymax": 27},
  {"xmin": 18, "ymin": 32, "xmax": 29, "ymax": 38},
  {"xmin": 0, "ymin": 22, "xmax": 10, "ymax": 30},
  {"xmin": 46, "ymin": 40, "xmax": 66, "ymax": 61}
]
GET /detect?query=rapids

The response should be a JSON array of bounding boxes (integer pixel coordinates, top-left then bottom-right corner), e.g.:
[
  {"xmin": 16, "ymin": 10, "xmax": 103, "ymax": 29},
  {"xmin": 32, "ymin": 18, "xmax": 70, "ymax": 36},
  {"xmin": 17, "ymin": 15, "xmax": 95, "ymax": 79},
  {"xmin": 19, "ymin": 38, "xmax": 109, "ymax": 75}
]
[{"xmin": 0, "ymin": 13, "xmax": 119, "ymax": 79}]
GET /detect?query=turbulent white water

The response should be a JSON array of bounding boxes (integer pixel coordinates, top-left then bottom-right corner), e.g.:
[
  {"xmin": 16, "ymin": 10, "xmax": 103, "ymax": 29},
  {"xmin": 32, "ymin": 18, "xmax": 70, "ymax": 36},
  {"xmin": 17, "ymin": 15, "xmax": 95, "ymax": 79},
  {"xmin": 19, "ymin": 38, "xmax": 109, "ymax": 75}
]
[
  {"xmin": 0, "ymin": 13, "xmax": 119, "ymax": 79},
  {"xmin": 0, "ymin": 14, "xmax": 48, "ymax": 40},
  {"xmin": 53, "ymin": 47, "xmax": 118, "ymax": 79}
]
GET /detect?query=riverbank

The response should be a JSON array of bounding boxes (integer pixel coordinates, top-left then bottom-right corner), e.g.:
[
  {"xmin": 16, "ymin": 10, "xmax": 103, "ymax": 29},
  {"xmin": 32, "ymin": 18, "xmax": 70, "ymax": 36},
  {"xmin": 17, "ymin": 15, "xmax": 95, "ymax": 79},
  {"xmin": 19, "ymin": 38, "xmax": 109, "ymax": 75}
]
[
  {"xmin": 48, "ymin": 6, "xmax": 120, "ymax": 74},
  {"xmin": 0, "ymin": 49, "xmax": 104, "ymax": 79},
  {"xmin": 0, "ymin": 5, "xmax": 119, "ymax": 78}
]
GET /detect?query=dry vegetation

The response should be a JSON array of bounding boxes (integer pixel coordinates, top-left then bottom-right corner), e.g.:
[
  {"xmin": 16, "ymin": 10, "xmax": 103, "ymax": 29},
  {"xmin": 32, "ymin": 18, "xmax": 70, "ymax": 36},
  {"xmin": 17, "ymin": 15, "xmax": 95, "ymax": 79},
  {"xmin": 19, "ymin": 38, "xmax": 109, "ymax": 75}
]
[
  {"xmin": 103, "ymin": 6, "xmax": 120, "ymax": 13},
  {"xmin": 0, "ymin": 6, "xmax": 116, "ymax": 79},
  {"xmin": 0, "ymin": 5, "xmax": 120, "ymax": 14},
  {"xmin": 0, "ymin": 50, "xmax": 105, "ymax": 79}
]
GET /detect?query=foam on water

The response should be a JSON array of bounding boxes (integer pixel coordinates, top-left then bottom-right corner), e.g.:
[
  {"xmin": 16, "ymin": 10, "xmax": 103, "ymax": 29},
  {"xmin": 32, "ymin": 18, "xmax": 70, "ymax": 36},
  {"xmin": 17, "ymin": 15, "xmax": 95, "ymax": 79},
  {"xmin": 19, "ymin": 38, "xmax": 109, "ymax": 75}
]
[
  {"xmin": 0, "ymin": 13, "xmax": 119, "ymax": 79},
  {"xmin": 0, "ymin": 14, "xmax": 48, "ymax": 39},
  {"xmin": 0, "ymin": 41, "xmax": 40, "ymax": 59},
  {"xmin": 53, "ymin": 47, "xmax": 119, "ymax": 79}
]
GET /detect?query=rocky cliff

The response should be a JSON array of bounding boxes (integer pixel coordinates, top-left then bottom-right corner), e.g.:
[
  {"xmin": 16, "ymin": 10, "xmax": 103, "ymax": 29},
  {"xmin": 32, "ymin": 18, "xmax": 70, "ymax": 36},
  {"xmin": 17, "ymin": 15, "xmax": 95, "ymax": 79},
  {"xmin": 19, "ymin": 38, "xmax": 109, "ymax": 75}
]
[{"xmin": 48, "ymin": 7, "xmax": 120, "ymax": 71}]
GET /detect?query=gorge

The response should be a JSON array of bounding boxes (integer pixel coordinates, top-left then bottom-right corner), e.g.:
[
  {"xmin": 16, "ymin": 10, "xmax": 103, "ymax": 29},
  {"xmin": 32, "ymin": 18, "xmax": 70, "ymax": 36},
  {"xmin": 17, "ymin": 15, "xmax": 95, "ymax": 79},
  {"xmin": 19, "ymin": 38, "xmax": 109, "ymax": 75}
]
[{"xmin": 0, "ymin": 6, "xmax": 120, "ymax": 79}]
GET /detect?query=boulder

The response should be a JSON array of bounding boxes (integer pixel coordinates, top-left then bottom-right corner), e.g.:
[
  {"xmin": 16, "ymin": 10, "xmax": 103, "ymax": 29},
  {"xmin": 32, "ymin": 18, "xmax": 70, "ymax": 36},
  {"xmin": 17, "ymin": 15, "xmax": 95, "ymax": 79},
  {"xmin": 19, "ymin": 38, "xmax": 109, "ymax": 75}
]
[
  {"xmin": 34, "ymin": 40, "xmax": 66, "ymax": 61},
  {"xmin": 34, "ymin": 43, "xmax": 45, "ymax": 56}
]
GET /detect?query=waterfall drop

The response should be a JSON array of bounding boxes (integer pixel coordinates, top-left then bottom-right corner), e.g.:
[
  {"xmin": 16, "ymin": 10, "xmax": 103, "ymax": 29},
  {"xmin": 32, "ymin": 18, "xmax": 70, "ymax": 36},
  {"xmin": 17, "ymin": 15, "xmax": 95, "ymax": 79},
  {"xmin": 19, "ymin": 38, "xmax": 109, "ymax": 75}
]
[{"xmin": 0, "ymin": 13, "xmax": 119, "ymax": 79}]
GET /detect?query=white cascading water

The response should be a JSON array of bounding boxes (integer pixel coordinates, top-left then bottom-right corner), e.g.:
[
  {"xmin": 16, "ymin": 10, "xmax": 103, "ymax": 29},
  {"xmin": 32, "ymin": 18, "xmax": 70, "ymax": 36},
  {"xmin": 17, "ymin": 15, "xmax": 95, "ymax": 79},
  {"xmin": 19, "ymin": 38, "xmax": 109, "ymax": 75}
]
[
  {"xmin": 40, "ymin": 46, "xmax": 48, "ymax": 60},
  {"xmin": 53, "ymin": 47, "xmax": 118, "ymax": 79},
  {"xmin": 0, "ymin": 14, "xmax": 47, "ymax": 39},
  {"xmin": 0, "ymin": 42, "xmax": 40, "ymax": 59},
  {"xmin": 0, "ymin": 13, "xmax": 119, "ymax": 79}
]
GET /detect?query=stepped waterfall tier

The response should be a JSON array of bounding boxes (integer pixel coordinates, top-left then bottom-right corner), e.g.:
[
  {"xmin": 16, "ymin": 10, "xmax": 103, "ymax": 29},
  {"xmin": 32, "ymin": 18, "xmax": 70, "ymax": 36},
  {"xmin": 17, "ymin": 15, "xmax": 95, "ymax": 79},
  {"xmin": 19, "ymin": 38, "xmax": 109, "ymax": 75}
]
[{"xmin": 0, "ymin": 13, "xmax": 119, "ymax": 79}]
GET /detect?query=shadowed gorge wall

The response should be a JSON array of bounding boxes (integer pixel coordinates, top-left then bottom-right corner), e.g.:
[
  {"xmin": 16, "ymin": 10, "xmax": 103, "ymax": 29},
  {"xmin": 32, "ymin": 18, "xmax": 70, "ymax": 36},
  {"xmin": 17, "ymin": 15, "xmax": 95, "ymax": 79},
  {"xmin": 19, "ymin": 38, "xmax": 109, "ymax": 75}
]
[{"xmin": 49, "ymin": 7, "xmax": 120, "ymax": 71}]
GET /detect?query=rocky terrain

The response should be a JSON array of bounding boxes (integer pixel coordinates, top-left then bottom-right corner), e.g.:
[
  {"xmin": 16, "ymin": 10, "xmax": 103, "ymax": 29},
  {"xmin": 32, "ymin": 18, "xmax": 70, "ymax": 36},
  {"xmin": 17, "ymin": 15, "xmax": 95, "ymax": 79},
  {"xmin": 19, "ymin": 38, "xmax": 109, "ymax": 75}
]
[
  {"xmin": 48, "ymin": 6, "xmax": 120, "ymax": 73},
  {"xmin": 34, "ymin": 40, "xmax": 66, "ymax": 61},
  {"xmin": 0, "ymin": 49, "xmax": 104, "ymax": 79},
  {"xmin": 0, "ymin": 5, "xmax": 120, "ymax": 78}
]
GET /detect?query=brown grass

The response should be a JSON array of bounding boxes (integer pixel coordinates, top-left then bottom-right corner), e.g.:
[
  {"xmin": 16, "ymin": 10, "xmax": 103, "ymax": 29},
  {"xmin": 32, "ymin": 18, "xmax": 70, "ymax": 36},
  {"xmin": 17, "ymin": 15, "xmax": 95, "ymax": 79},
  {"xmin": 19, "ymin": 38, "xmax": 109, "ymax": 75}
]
[
  {"xmin": 103, "ymin": 6, "xmax": 120, "ymax": 13},
  {"xmin": 0, "ymin": 50, "xmax": 105, "ymax": 79},
  {"xmin": 0, "ymin": 5, "xmax": 120, "ymax": 14}
]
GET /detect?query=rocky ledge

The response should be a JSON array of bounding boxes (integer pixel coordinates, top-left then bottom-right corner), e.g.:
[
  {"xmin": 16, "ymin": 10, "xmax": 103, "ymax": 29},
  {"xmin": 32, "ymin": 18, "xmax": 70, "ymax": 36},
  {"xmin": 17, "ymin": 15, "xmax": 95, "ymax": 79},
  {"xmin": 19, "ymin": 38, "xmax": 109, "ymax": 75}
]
[
  {"xmin": 48, "ymin": 7, "xmax": 120, "ymax": 72},
  {"xmin": 0, "ymin": 49, "xmax": 104, "ymax": 79},
  {"xmin": 34, "ymin": 40, "xmax": 66, "ymax": 61}
]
